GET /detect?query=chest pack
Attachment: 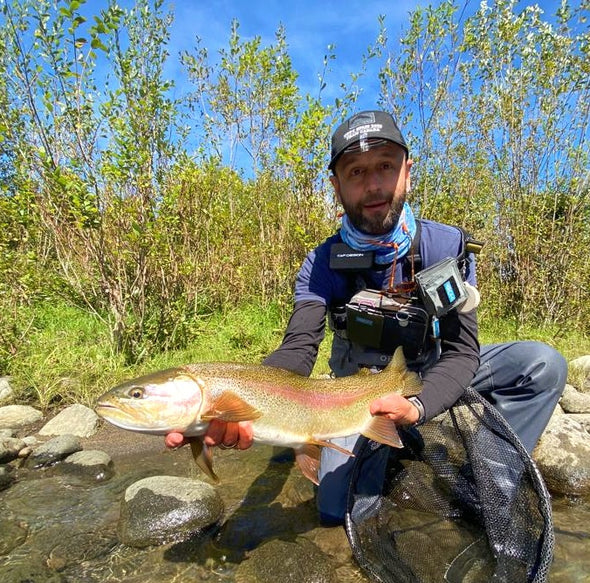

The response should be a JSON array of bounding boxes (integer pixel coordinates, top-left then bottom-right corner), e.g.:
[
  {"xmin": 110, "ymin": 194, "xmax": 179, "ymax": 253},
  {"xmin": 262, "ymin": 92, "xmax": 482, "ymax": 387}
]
[{"xmin": 328, "ymin": 223, "xmax": 482, "ymax": 361}]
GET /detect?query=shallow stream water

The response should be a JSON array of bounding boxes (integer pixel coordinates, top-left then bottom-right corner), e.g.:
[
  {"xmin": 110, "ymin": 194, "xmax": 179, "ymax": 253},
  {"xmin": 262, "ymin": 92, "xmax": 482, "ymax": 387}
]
[{"xmin": 0, "ymin": 427, "xmax": 588, "ymax": 582}]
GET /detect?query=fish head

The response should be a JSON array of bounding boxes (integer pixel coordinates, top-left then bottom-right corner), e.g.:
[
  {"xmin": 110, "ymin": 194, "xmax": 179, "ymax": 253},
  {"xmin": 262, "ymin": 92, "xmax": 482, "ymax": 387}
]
[{"xmin": 95, "ymin": 368, "xmax": 207, "ymax": 435}]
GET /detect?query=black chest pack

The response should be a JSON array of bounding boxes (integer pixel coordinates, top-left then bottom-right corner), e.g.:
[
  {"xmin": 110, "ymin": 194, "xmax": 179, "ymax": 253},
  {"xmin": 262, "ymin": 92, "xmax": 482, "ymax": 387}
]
[{"xmin": 328, "ymin": 223, "xmax": 483, "ymax": 361}]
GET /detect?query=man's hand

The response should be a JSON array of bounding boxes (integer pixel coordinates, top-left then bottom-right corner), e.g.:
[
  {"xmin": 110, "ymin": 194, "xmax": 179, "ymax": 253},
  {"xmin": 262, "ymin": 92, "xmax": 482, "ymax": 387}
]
[
  {"xmin": 165, "ymin": 419, "xmax": 254, "ymax": 450},
  {"xmin": 370, "ymin": 393, "xmax": 421, "ymax": 426}
]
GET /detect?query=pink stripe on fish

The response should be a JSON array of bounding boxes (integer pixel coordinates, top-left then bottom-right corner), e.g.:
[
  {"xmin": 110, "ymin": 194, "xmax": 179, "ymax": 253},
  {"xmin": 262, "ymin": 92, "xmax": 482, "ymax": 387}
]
[{"xmin": 256, "ymin": 381, "xmax": 370, "ymax": 409}]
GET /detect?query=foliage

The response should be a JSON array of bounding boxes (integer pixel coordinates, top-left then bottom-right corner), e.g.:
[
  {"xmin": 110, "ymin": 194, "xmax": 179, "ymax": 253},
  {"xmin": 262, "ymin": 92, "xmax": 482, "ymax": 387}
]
[
  {"xmin": 0, "ymin": 0, "xmax": 589, "ymax": 400},
  {"xmin": 0, "ymin": 0, "xmax": 339, "ymax": 366},
  {"xmin": 5, "ymin": 301, "xmax": 289, "ymax": 409},
  {"xmin": 376, "ymin": 0, "xmax": 590, "ymax": 328},
  {"xmin": 5, "ymin": 298, "xmax": 589, "ymax": 411}
]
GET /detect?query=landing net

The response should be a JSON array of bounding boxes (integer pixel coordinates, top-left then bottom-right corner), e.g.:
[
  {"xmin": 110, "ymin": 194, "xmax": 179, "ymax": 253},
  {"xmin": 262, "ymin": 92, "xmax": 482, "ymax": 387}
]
[{"xmin": 345, "ymin": 388, "xmax": 553, "ymax": 583}]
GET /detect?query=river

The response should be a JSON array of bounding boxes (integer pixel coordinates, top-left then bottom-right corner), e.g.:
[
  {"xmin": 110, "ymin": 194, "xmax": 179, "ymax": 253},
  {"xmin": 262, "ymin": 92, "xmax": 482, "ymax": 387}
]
[{"xmin": 0, "ymin": 427, "xmax": 588, "ymax": 582}]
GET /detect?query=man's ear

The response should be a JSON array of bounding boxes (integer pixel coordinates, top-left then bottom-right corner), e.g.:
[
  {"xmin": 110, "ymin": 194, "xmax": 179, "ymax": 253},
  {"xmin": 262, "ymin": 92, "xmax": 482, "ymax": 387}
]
[
  {"xmin": 330, "ymin": 174, "xmax": 342, "ymax": 204},
  {"xmin": 405, "ymin": 159, "xmax": 413, "ymax": 193}
]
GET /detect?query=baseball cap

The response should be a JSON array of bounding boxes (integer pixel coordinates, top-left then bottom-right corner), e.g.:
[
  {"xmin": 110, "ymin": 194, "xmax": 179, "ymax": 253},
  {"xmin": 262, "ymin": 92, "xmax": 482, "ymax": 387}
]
[{"xmin": 328, "ymin": 110, "xmax": 408, "ymax": 171}]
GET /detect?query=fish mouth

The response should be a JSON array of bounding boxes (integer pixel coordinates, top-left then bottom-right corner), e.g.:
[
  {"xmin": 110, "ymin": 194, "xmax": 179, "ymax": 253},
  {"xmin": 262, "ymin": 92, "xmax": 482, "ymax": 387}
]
[{"xmin": 95, "ymin": 402, "xmax": 171, "ymax": 434}]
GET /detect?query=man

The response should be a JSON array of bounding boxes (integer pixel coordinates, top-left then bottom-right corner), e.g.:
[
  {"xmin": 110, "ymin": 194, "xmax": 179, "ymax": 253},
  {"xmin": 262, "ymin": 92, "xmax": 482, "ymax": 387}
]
[{"xmin": 167, "ymin": 110, "xmax": 567, "ymax": 525}]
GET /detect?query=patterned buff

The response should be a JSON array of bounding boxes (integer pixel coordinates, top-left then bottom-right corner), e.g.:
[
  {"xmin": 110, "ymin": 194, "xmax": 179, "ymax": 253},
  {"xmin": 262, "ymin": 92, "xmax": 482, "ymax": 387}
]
[{"xmin": 340, "ymin": 202, "xmax": 417, "ymax": 265}]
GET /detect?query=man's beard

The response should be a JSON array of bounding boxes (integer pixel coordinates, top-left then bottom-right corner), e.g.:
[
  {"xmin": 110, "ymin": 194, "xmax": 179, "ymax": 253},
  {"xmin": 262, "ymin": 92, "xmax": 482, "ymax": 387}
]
[{"xmin": 344, "ymin": 193, "xmax": 406, "ymax": 235}]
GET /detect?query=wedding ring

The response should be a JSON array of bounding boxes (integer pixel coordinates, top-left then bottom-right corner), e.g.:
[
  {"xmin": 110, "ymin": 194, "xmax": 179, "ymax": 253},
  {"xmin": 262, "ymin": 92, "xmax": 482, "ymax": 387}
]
[{"xmin": 219, "ymin": 442, "xmax": 238, "ymax": 450}]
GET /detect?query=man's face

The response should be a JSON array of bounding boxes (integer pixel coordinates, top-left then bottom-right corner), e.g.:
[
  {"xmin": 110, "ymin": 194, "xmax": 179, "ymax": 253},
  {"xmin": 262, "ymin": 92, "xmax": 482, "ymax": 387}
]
[{"xmin": 330, "ymin": 142, "xmax": 412, "ymax": 235}]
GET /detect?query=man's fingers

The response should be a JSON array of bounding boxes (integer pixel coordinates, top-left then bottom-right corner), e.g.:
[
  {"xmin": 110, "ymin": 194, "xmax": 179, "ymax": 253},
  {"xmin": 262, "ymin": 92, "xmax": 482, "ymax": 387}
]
[
  {"xmin": 369, "ymin": 394, "xmax": 420, "ymax": 425},
  {"xmin": 165, "ymin": 431, "xmax": 187, "ymax": 448},
  {"xmin": 370, "ymin": 397, "xmax": 390, "ymax": 416},
  {"xmin": 236, "ymin": 422, "xmax": 254, "ymax": 450},
  {"xmin": 220, "ymin": 423, "xmax": 240, "ymax": 448},
  {"xmin": 202, "ymin": 420, "xmax": 254, "ymax": 449},
  {"xmin": 203, "ymin": 419, "xmax": 227, "ymax": 446}
]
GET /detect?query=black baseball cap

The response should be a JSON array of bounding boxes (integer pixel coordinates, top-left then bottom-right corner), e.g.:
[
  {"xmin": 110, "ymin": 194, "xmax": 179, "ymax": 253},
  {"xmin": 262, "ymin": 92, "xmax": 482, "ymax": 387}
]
[{"xmin": 328, "ymin": 110, "xmax": 408, "ymax": 171}]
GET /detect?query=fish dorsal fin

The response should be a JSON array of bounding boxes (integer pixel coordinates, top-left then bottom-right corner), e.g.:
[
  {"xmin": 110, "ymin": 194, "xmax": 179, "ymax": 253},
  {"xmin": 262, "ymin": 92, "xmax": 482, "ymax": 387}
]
[
  {"xmin": 362, "ymin": 416, "xmax": 404, "ymax": 449},
  {"xmin": 391, "ymin": 345, "xmax": 407, "ymax": 371},
  {"xmin": 201, "ymin": 391, "xmax": 263, "ymax": 422},
  {"xmin": 189, "ymin": 438, "xmax": 219, "ymax": 483},
  {"xmin": 295, "ymin": 444, "xmax": 322, "ymax": 485},
  {"xmin": 383, "ymin": 347, "xmax": 423, "ymax": 393}
]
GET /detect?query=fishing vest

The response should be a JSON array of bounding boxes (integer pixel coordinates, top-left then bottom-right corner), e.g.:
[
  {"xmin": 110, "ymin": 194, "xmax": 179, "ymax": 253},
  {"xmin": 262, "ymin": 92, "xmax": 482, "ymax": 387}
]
[{"xmin": 327, "ymin": 220, "xmax": 478, "ymax": 377}]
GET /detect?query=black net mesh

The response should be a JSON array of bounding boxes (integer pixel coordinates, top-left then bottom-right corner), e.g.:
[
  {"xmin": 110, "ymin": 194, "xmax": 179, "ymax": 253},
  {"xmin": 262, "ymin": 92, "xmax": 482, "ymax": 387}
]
[{"xmin": 345, "ymin": 388, "xmax": 554, "ymax": 583}]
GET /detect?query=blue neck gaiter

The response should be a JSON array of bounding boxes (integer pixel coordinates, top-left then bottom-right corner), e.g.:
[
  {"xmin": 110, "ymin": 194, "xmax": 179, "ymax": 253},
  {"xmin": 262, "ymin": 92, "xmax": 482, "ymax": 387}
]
[{"xmin": 340, "ymin": 202, "xmax": 417, "ymax": 265}]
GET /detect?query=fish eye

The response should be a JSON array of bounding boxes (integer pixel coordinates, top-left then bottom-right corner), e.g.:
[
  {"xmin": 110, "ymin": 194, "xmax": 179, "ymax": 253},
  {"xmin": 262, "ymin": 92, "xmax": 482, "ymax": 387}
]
[{"xmin": 128, "ymin": 387, "xmax": 144, "ymax": 399}]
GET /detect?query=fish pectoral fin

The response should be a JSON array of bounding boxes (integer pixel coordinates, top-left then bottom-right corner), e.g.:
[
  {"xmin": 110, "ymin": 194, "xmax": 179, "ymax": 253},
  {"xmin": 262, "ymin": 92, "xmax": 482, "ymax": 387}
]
[
  {"xmin": 189, "ymin": 438, "xmax": 219, "ymax": 483},
  {"xmin": 295, "ymin": 444, "xmax": 322, "ymax": 485},
  {"xmin": 201, "ymin": 391, "xmax": 263, "ymax": 423},
  {"xmin": 311, "ymin": 438, "xmax": 355, "ymax": 457},
  {"xmin": 363, "ymin": 416, "xmax": 404, "ymax": 449}
]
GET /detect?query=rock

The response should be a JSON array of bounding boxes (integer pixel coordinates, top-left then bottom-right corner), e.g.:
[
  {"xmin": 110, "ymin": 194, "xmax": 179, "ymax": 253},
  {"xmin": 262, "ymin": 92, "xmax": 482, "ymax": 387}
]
[
  {"xmin": 569, "ymin": 355, "xmax": 590, "ymax": 394},
  {"xmin": 534, "ymin": 412, "xmax": 590, "ymax": 496},
  {"xmin": 22, "ymin": 434, "xmax": 39, "ymax": 446},
  {"xmin": 234, "ymin": 537, "xmax": 339, "ymax": 583},
  {"xmin": 25, "ymin": 434, "xmax": 82, "ymax": 469},
  {"xmin": 569, "ymin": 355, "xmax": 590, "ymax": 376},
  {"xmin": 0, "ymin": 436, "xmax": 26, "ymax": 463},
  {"xmin": 0, "ymin": 518, "xmax": 28, "ymax": 554},
  {"xmin": 39, "ymin": 404, "xmax": 101, "ymax": 437},
  {"xmin": 560, "ymin": 384, "xmax": 590, "ymax": 413},
  {"xmin": 0, "ymin": 556, "xmax": 66, "ymax": 582},
  {"xmin": 0, "ymin": 404, "xmax": 43, "ymax": 429},
  {"xmin": 18, "ymin": 445, "xmax": 34, "ymax": 458},
  {"xmin": 118, "ymin": 475, "xmax": 224, "ymax": 548},
  {"xmin": 0, "ymin": 377, "xmax": 13, "ymax": 403},
  {"xmin": 62, "ymin": 450, "xmax": 114, "ymax": 481},
  {"xmin": 568, "ymin": 413, "xmax": 590, "ymax": 433},
  {"xmin": 0, "ymin": 465, "xmax": 15, "ymax": 490}
]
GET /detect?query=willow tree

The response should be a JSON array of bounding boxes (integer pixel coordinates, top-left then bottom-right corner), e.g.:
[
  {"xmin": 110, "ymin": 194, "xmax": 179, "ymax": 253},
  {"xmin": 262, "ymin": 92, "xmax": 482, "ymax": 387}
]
[
  {"xmin": 377, "ymin": 0, "xmax": 590, "ymax": 330},
  {"xmin": 0, "ymin": 0, "xmax": 186, "ymax": 361}
]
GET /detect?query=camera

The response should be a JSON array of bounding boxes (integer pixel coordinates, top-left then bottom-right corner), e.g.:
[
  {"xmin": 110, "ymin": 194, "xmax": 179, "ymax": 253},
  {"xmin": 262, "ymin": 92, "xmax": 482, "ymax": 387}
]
[
  {"xmin": 344, "ymin": 257, "xmax": 470, "ymax": 358},
  {"xmin": 345, "ymin": 290, "xmax": 430, "ymax": 359},
  {"xmin": 414, "ymin": 257, "xmax": 469, "ymax": 317}
]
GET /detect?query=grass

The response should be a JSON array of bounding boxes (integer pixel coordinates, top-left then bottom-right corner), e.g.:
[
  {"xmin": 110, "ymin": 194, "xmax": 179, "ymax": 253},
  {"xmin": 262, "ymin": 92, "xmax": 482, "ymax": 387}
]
[{"xmin": 3, "ymin": 299, "xmax": 590, "ymax": 411}]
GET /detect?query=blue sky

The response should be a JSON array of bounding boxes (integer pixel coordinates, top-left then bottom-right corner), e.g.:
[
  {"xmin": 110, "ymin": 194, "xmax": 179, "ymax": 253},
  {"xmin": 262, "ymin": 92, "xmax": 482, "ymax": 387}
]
[
  {"xmin": 159, "ymin": 0, "xmax": 565, "ymax": 111},
  {"xmin": 167, "ymin": 0, "xmax": 421, "ymax": 110}
]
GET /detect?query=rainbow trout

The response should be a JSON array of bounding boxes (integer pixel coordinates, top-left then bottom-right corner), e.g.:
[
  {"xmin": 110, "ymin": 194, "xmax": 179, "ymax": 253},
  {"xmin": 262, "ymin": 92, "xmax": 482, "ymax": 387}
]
[{"xmin": 95, "ymin": 347, "xmax": 422, "ymax": 484}]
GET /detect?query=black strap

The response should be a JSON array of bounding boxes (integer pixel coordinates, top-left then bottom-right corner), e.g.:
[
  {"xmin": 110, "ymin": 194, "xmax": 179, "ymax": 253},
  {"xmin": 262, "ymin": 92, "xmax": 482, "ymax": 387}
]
[{"xmin": 403, "ymin": 219, "xmax": 422, "ymax": 278}]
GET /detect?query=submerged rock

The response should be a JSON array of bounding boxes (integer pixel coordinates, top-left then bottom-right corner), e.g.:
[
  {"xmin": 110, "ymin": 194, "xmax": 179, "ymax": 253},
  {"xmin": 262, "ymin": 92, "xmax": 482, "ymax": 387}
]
[
  {"xmin": 118, "ymin": 475, "xmax": 224, "ymax": 548},
  {"xmin": 25, "ymin": 434, "xmax": 82, "ymax": 469},
  {"xmin": 0, "ymin": 553, "xmax": 66, "ymax": 582},
  {"xmin": 0, "ymin": 518, "xmax": 28, "ymax": 555},
  {"xmin": 235, "ymin": 537, "xmax": 339, "ymax": 583},
  {"xmin": 62, "ymin": 449, "xmax": 114, "ymax": 481}
]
